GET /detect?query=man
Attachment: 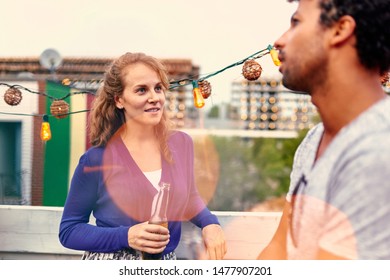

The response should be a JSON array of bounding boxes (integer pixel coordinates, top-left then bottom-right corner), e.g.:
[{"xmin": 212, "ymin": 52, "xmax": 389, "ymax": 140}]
[{"xmin": 258, "ymin": 0, "xmax": 390, "ymax": 259}]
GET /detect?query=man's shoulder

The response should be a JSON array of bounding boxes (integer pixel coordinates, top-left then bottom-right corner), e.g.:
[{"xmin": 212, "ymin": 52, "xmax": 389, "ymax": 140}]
[{"xmin": 295, "ymin": 123, "xmax": 324, "ymax": 155}]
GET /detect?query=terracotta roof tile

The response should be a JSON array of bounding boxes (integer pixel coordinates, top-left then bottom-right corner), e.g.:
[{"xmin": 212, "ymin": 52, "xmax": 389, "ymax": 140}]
[{"xmin": 0, "ymin": 57, "xmax": 199, "ymax": 80}]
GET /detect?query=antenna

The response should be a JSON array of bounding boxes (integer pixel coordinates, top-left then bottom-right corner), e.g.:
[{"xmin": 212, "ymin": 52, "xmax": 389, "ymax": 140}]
[{"xmin": 39, "ymin": 48, "xmax": 62, "ymax": 79}]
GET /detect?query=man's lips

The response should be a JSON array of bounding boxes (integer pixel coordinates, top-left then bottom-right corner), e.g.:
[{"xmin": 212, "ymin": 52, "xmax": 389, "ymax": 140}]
[
  {"xmin": 277, "ymin": 55, "xmax": 285, "ymax": 72},
  {"xmin": 278, "ymin": 54, "xmax": 284, "ymax": 64}
]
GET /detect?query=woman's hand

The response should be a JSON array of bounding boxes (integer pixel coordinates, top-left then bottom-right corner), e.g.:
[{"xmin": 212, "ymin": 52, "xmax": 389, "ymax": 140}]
[
  {"xmin": 202, "ymin": 224, "xmax": 227, "ymax": 260},
  {"xmin": 127, "ymin": 222, "xmax": 170, "ymax": 254}
]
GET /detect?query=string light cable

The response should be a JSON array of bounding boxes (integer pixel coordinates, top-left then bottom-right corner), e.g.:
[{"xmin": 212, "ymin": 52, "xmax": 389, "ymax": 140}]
[
  {"xmin": 0, "ymin": 45, "xmax": 283, "ymax": 140},
  {"xmin": 168, "ymin": 46, "xmax": 272, "ymax": 90}
]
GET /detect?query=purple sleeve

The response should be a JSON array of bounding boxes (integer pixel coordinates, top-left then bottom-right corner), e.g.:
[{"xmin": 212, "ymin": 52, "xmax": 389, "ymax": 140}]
[
  {"xmin": 190, "ymin": 208, "xmax": 220, "ymax": 228},
  {"xmin": 58, "ymin": 148, "xmax": 130, "ymax": 252}
]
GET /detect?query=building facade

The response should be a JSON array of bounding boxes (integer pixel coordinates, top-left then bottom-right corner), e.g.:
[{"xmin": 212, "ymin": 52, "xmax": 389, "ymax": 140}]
[
  {"xmin": 0, "ymin": 56, "xmax": 199, "ymax": 206},
  {"xmin": 230, "ymin": 79, "xmax": 318, "ymax": 131}
]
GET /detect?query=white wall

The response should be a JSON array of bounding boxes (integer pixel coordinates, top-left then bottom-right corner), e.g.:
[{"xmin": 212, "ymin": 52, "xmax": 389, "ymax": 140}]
[
  {"xmin": 0, "ymin": 81, "xmax": 39, "ymax": 205},
  {"xmin": 0, "ymin": 205, "xmax": 281, "ymax": 260}
]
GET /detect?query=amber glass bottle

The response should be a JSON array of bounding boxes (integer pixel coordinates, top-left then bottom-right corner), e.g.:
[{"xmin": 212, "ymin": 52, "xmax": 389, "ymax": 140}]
[{"xmin": 142, "ymin": 182, "xmax": 170, "ymax": 260}]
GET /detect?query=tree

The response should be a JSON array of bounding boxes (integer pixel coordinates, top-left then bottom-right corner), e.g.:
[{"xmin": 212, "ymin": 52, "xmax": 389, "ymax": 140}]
[
  {"xmin": 193, "ymin": 129, "xmax": 310, "ymax": 211},
  {"xmin": 207, "ymin": 105, "xmax": 220, "ymax": 118},
  {"xmin": 251, "ymin": 129, "xmax": 308, "ymax": 199}
]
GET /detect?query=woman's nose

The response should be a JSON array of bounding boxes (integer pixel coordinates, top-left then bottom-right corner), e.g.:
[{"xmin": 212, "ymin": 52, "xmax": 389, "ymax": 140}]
[{"xmin": 148, "ymin": 91, "xmax": 158, "ymax": 103}]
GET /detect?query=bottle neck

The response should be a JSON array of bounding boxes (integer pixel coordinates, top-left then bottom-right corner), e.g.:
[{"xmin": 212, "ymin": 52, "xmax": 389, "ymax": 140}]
[{"xmin": 150, "ymin": 182, "xmax": 170, "ymax": 223}]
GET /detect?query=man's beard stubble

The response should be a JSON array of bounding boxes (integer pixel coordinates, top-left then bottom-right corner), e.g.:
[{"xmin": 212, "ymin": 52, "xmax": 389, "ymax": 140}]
[{"xmin": 281, "ymin": 44, "xmax": 328, "ymax": 95}]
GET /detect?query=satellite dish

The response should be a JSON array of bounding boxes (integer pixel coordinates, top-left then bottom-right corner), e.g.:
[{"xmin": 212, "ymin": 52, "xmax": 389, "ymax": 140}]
[{"xmin": 39, "ymin": 48, "xmax": 62, "ymax": 70}]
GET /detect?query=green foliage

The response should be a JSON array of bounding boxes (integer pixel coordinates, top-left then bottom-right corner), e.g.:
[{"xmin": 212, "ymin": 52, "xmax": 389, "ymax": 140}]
[
  {"xmin": 207, "ymin": 105, "xmax": 220, "ymax": 118},
  {"xmin": 206, "ymin": 136, "xmax": 261, "ymax": 211},
  {"xmin": 252, "ymin": 129, "xmax": 308, "ymax": 197},
  {"xmin": 206, "ymin": 130, "xmax": 309, "ymax": 211}
]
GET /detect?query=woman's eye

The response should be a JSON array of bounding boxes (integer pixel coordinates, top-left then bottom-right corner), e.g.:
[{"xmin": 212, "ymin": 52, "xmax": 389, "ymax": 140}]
[
  {"xmin": 155, "ymin": 86, "xmax": 163, "ymax": 92},
  {"xmin": 136, "ymin": 87, "xmax": 146, "ymax": 94}
]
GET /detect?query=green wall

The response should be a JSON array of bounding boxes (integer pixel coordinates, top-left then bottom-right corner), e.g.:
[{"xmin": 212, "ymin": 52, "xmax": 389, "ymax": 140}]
[{"xmin": 43, "ymin": 81, "xmax": 71, "ymax": 206}]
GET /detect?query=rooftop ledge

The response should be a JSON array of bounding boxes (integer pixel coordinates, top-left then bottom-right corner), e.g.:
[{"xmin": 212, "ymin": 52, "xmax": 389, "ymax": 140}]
[{"xmin": 0, "ymin": 205, "xmax": 281, "ymax": 260}]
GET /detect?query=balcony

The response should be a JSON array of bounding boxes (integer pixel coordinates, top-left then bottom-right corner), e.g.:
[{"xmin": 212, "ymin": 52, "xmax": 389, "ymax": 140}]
[{"xmin": 0, "ymin": 205, "xmax": 280, "ymax": 260}]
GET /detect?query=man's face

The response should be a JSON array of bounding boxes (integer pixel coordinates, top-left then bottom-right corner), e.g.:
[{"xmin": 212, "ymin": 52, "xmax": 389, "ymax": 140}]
[{"xmin": 274, "ymin": 0, "xmax": 329, "ymax": 93}]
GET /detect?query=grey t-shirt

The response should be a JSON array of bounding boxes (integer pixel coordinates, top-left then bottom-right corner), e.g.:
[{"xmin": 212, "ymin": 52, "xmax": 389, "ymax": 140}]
[{"xmin": 286, "ymin": 96, "xmax": 390, "ymax": 259}]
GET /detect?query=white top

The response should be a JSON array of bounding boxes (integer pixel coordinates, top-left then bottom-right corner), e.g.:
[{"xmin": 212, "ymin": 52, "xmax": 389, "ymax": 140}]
[{"xmin": 143, "ymin": 169, "xmax": 162, "ymax": 191}]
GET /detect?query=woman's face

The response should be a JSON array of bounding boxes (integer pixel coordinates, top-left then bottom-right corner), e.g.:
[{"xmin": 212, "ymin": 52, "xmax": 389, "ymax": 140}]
[{"xmin": 115, "ymin": 62, "xmax": 166, "ymax": 128}]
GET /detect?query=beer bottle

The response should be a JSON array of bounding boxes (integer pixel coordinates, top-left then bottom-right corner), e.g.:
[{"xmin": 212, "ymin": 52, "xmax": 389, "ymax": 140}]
[{"xmin": 142, "ymin": 182, "xmax": 170, "ymax": 260}]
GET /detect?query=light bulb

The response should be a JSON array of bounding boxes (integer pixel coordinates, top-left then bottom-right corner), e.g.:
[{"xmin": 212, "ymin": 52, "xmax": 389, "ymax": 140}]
[
  {"xmin": 268, "ymin": 45, "xmax": 281, "ymax": 66},
  {"xmin": 192, "ymin": 81, "xmax": 205, "ymax": 108},
  {"xmin": 40, "ymin": 115, "xmax": 52, "ymax": 141}
]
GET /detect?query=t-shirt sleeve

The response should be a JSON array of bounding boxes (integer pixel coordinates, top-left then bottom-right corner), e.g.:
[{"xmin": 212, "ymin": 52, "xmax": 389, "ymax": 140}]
[
  {"xmin": 320, "ymin": 144, "xmax": 390, "ymax": 259},
  {"xmin": 287, "ymin": 125, "xmax": 321, "ymax": 202}
]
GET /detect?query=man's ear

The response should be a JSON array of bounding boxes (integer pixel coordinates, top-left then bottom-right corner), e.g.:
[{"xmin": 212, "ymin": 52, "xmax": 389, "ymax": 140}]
[{"xmin": 329, "ymin": 15, "xmax": 356, "ymax": 46}]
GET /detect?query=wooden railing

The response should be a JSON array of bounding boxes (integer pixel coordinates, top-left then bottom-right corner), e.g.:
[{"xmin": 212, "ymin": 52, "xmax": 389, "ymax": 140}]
[{"xmin": 0, "ymin": 205, "xmax": 280, "ymax": 260}]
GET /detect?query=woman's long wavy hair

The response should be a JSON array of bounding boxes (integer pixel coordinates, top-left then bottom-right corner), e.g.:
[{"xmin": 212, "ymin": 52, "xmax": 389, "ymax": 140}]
[{"xmin": 89, "ymin": 52, "xmax": 173, "ymax": 162}]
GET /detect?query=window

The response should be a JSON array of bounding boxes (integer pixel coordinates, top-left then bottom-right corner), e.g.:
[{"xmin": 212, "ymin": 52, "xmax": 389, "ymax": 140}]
[{"xmin": 0, "ymin": 122, "xmax": 22, "ymax": 204}]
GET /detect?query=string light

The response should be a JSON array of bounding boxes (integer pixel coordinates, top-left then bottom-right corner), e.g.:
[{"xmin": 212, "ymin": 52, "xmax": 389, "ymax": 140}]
[
  {"xmin": 50, "ymin": 100, "xmax": 70, "ymax": 119},
  {"xmin": 4, "ymin": 87, "xmax": 23, "ymax": 106},
  {"xmin": 267, "ymin": 44, "xmax": 281, "ymax": 66},
  {"xmin": 1, "ymin": 45, "xmax": 278, "ymax": 111},
  {"xmin": 40, "ymin": 115, "xmax": 52, "ymax": 142},
  {"xmin": 198, "ymin": 80, "xmax": 212, "ymax": 99},
  {"xmin": 1, "ymin": 45, "xmax": 285, "ymax": 140},
  {"xmin": 192, "ymin": 80, "xmax": 205, "ymax": 108},
  {"xmin": 242, "ymin": 60, "xmax": 262, "ymax": 81}
]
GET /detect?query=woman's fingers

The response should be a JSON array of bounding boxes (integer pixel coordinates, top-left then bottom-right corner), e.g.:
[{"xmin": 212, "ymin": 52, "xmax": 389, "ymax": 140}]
[{"xmin": 128, "ymin": 222, "xmax": 170, "ymax": 252}]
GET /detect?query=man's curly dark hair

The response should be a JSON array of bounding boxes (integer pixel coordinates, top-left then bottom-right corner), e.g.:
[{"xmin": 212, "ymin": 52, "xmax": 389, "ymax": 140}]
[{"xmin": 288, "ymin": 0, "xmax": 390, "ymax": 74}]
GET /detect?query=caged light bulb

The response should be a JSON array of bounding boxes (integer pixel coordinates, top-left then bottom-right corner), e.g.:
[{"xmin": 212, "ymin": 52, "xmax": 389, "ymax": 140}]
[
  {"xmin": 192, "ymin": 80, "xmax": 205, "ymax": 108},
  {"xmin": 268, "ymin": 45, "xmax": 281, "ymax": 66},
  {"xmin": 40, "ymin": 115, "xmax": 52, "ymax": 141}
]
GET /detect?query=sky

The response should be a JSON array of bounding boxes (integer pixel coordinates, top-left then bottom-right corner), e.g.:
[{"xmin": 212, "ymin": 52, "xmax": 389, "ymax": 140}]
[{"xmin": 1, "ymin": 0, "xmax": 298, "ymax": 107}]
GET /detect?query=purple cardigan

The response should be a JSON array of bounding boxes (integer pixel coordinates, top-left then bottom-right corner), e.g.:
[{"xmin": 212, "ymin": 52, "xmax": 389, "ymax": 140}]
[{"xmin": 59, "ymin": 130, "xmax": 219, "ymax": 254}]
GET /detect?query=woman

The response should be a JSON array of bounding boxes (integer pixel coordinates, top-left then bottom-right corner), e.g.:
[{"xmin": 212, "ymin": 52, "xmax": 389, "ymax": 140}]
[{"xmin": 59, "ymin": 52, "xmax": 226, "ymax": 260}]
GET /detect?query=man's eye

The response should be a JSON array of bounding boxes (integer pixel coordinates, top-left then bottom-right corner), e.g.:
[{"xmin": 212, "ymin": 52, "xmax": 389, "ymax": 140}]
[{"xmin": 291, "ymin": 17, "xmax": 299, "ymax": 27}]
